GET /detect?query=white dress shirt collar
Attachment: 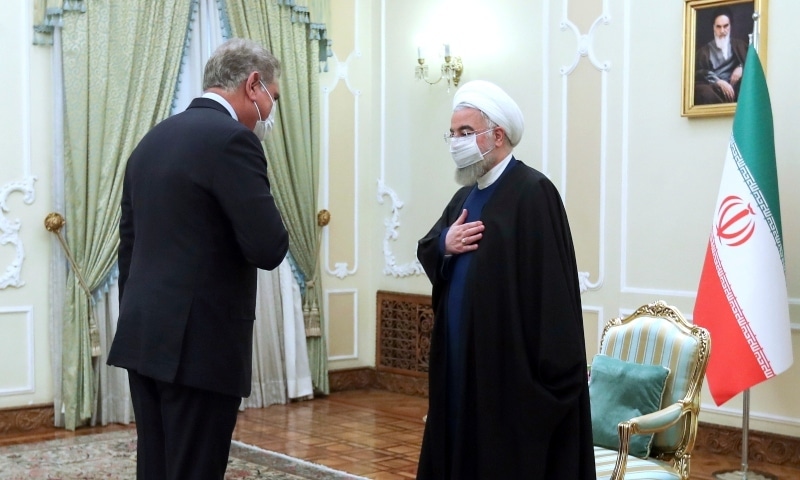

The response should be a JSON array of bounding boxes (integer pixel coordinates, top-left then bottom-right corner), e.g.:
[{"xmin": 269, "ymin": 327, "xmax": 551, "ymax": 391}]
[{"xmin": 201, "ymin": 92, "xmax": 238, "ymax": 120}]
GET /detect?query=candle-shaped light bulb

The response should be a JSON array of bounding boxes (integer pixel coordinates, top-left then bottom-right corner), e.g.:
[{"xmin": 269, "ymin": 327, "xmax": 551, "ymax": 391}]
[
  {"xmin": 444, "ymin": 44, "xmax": 450, "ymax": 57},
  {"xmin": 417, "ymin": 47, "xmax": 422, "ymax": 60}
]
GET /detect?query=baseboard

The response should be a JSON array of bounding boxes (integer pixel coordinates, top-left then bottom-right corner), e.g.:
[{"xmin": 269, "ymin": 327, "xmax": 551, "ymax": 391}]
[
  {"xmin": 329, "ymin": 367, "xmax": 429, "ymax": 397},
  {"xmin": 328, "ymin": 367, "xmax": 377, "ymax": 391},
  {"xmin": 696, "ymin": 421, "xmax": 800, "ymax": 469},
  {"xmin": 0, "ymin": 404, "xmax": 54, "ymax": 436}
]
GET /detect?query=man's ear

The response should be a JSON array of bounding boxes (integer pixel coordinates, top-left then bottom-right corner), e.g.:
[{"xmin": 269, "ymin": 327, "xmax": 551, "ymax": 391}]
[
  {"xmin": 494, "ymin": 127, "xmax": 506, "ymax": 146},
  {"xmin": 244, "ymin": 71, "xmax": 261, "ymax": 101}
]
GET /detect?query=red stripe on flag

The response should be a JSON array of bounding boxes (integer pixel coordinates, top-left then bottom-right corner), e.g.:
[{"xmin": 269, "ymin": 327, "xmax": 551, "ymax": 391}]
[{"xmin": 694, "ymin": 242, "xmax": 767, "ymax": 406}]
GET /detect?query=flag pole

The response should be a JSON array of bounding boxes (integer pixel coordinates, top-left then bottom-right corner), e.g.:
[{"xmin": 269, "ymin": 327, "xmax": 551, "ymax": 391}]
[
  {"xmin": 711, "ymin": 14, "xmax": 777, "ymax": 480},
  {"xmin": 713, "ymin": 389, "xmax": 777, "ymax": 479}
]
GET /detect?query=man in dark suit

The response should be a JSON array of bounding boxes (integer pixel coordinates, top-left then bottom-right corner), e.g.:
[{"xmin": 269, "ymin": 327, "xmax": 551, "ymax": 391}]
[{"xmin": 107, "ymin": 38, "xmax": 289, "ymax": 480}]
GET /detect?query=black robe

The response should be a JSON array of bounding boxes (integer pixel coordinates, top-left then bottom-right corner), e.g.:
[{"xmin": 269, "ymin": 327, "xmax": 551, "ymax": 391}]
[{"xmin": 416, "ymin": 159, "xmax": 595, "ymax": 479}]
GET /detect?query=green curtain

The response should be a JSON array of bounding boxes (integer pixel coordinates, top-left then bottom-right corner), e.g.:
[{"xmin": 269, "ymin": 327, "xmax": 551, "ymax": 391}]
[
  {"xmin": 223, "ymin": 0, "xmax": 328, "ymax": 394},
  {"xmin": 60, "ymin": 0, "xmax": 193, "ymax": 430}
]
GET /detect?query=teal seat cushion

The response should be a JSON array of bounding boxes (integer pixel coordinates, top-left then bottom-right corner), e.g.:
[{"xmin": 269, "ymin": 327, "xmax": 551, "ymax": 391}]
[{"xmin": 589, "ymin": 354, "xmax": 670, "ymax": 458}]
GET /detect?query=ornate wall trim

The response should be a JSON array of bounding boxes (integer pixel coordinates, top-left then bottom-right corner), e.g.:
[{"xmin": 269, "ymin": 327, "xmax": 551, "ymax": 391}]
[
  {"xmin": 320, "ymin": 0, "xmax": 361, "ymax": 280},
  {"xmin": 0, "ymin": 177, "xmax": 36, "ymax": 289},
  {"xmin": 0, "ymin": 306, "xmax": 35, "ymax": 395},
  {"xmin": 558, "ymin": 0, "xmax": 610, "ymax": 293},
  {"xmin": 324, "ymin": 288, "xmax": 358, "ymax": 361},
  {"xmin": 617, "ymin": 0, "xmax": 697, "ymax": 300},
  {"xmin": 377, "ymin": 181, "xmax": 423, "ymax": 277},
  {"xmin": 377, "ymin": 0, "xmax": 423, "ymax": 278}
]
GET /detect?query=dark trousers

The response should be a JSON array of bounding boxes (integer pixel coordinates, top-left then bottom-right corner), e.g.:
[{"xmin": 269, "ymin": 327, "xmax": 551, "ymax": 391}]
[{"xmin": 127, "ymin": 369, "xmax": 241, "ymax": 480}]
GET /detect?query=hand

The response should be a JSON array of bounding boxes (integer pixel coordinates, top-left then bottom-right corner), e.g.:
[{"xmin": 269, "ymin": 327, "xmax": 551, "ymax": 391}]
[
  {"xmin": 730, "ymin": 65, "xmax": 743, "ymax": 86},
  {"xmin": 716, "ymin": 79, "xmax": 736, "ymax": 102},
  {"xmin": 445, "ymin": 209, "xmax": 484, "ymax": 254}
]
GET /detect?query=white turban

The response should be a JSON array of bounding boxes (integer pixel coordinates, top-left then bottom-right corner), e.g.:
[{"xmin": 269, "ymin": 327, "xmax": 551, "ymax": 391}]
[{"xmin": 452, "ymin": 80, "xmax": 525, "ymax": 147}]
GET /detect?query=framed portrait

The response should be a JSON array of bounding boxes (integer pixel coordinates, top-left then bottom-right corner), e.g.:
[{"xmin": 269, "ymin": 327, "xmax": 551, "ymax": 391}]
[{"xmin": 682, "ymin": 0, "xmax": 768, "ymax": 117}]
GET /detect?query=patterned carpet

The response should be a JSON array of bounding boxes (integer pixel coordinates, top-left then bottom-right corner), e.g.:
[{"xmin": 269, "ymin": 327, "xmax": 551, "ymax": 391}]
[{"xmin": 0, "ymin": 430, "xmax": 366, "ymax": 479}]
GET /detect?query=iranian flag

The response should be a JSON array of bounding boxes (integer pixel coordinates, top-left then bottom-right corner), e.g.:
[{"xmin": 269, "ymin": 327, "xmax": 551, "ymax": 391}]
[{"xmin": 694, "ymin": 45, "xmax": 793, "ymax": 406}]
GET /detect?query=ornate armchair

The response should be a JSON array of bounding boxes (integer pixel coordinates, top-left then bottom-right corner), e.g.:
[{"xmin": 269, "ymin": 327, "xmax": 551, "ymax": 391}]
[{"xmin": 592, "ymin": 301, "xmax": 711, "ymax": 480}]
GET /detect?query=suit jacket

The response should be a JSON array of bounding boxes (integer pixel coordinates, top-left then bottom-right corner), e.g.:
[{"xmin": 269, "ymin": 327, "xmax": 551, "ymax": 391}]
[{"xmin": 107, "ymin": 98, "xmax": 289, "ymax": 398}]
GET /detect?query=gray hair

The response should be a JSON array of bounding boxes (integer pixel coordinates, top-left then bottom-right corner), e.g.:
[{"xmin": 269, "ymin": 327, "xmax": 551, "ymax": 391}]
[{"xmin": 202, "ymin": 38, "xmax": 281, "ymax": 92}]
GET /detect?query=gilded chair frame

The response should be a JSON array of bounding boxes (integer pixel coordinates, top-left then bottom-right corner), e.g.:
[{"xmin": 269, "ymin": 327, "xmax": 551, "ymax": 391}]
[{"xmin": 597, "ymin": 301, "xmax": 711, "ymax": 480}]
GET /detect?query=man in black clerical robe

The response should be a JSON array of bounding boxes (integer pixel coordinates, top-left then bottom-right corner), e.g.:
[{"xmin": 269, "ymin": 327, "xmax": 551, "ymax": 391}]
[{"xmin": 416, "ymin": 80, "xmax": 595, "ymax": 479}]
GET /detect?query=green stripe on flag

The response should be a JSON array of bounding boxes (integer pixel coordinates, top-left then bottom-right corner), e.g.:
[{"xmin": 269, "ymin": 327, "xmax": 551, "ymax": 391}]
[{"xmin": 732, "ymin": 45, "xmax": 782, "ymax": 244}]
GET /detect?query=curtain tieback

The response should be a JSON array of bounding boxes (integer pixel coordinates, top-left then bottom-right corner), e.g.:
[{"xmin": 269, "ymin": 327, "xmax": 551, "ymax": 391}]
[
  {"xmin": 303, "ymin": 279, "xmax": 321, "ymax": 337},
  {"xmin": 302, "ymin": 209, "xmax": 331, "ymax": 338},
  {"xmin": 45, "ymin": 212, "xmax": 102, "ymax": 357}
]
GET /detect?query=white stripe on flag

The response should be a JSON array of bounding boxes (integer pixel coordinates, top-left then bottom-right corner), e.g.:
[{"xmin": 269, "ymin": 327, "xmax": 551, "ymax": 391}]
[{"xmin": 713, "ymin": 142, "xmax": 792, "ymax": 376}]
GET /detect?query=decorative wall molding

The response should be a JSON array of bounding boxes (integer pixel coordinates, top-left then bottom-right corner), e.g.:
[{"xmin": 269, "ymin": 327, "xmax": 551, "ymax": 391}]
[
  {"xmin": 540, "ymin": 1, "xmax": 551, "ymax": 176},
  {"xmin": 557, "ymin": 0, "xmax": 610, "ymax": 293},
  {"xmin": 324, "ymin": 289, "xmax": 358, "ymax": 361},
  {"xmin": 558, "ymin": 5, "xmax": 611, "ymax": 77},
  {"xmin": 377, "ymin": 0, "xmax": 423, "ymax": 278},
  {"xmin": 0, "ymin": 177, "xmax": 36, "ymax": 289},
  {"xmin": 320, "ymin": 0, "xmax": 362, "ymax": 280},
  {"xmin": 377, "ymin": 180, "xmax": 423, "ymax": 277},
  {"xmin": 0, "ymin": 306, "xmax": 35, "ymax": 395}
]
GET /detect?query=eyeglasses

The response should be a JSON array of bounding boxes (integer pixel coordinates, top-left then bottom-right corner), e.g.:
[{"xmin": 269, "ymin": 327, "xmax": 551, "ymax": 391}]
[{"xmin": 443, "ymin": 127, "xmax": 494, "ymax": 144}]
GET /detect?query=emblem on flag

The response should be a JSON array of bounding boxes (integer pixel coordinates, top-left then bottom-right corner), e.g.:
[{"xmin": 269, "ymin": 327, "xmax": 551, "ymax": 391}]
[{"xmin": 716, "ymin": 195, "xmax": 755, "ymax": 247}]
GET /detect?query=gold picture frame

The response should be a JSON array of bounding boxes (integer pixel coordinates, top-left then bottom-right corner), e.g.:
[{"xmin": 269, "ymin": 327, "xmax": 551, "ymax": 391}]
[{"xmin": 682, "ymin": 0, "xmax": 768, "ymax": 117}]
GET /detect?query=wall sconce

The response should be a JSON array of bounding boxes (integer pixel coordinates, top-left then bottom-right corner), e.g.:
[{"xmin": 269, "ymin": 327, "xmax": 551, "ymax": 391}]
[{"xmin": 415, "ymin": 44, "xmax": 463, "ymax": 90}]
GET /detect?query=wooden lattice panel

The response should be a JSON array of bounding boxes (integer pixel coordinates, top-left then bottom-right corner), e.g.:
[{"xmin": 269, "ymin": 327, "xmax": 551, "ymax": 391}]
[{"xmin": 376, "ymin": 291, "xmax": 433, "ymax": 377}]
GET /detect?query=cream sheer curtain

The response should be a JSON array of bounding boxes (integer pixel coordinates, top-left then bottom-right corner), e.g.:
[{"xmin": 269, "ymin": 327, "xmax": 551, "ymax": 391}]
[
  {"xmin": 224, "ymin": 0, "xmax": 330, "ymax": 395},
  {"xmin": 243, "ymin": 262, "xmax": 314, "ymax": 409},
  {"xmin": 92, "ymin": 280, "xmax": 133, "ymax": 424}
]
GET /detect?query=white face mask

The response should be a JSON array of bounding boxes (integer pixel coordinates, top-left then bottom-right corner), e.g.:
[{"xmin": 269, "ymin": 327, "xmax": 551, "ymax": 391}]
[
  {"xmin": 449, "ymin": 130, "xmax": 494, "ymax": 168},
  {"xmin": 253, "ymin": 81, "xmax": 276, "ymax": 141}
]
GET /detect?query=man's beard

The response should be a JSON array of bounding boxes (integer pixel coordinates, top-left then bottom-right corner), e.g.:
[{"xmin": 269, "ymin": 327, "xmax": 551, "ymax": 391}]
[
  {"xmin": 454, "ymin": 157, "xmax": 492, "ymax": 186},
  {"xmin": 714, "ymin": 34, "xmax": 731, "ymax": 58}
]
